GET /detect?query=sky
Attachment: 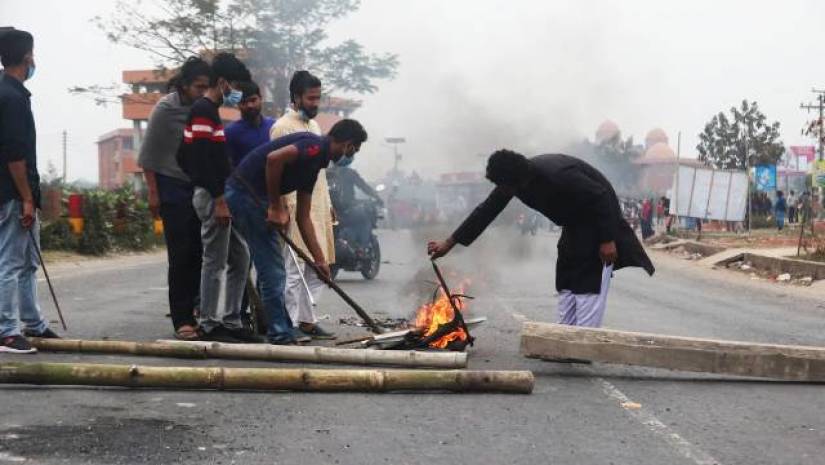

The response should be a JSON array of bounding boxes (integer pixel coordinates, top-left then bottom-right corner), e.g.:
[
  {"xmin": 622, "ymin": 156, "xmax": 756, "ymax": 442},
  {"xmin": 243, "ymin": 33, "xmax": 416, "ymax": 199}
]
[{"xmin": 4, "ymin": 0, "xmax": 825, "ymax": 183}]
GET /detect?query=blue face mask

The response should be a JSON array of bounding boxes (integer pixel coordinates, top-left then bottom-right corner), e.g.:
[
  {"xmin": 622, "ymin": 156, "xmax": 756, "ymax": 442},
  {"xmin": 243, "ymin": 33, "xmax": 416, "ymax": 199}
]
[
  {"xmin": 335, "ymin": 155, "xmax": 354, "ymax": 168},
  {"xmin": 25, "ymin": 64, "xmax": 35, "ymax": 81},
  {"xmin": 223, "ymin": 87, "xmax": 242, "ymax": 107}
]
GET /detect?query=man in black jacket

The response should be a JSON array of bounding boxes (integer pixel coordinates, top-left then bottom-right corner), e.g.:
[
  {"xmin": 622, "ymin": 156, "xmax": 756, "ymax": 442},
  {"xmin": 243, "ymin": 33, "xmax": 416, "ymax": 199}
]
[{"xmin": 428, "ymin": 150, "xmax": 654, "ymax": 328}]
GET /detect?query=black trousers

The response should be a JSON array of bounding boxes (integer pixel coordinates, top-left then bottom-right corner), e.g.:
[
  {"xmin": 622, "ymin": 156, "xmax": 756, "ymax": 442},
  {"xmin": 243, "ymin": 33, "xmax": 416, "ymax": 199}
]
[{"xmin": 159, "ymin": 201, "xmax": 202, "ymax": 330}]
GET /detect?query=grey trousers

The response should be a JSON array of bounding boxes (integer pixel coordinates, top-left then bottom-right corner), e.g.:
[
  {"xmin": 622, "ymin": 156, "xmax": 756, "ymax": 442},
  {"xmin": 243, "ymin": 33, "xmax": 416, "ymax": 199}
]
[{"xmin": 193, "ymin": 188, "xmax": 250, "ymax": 333}]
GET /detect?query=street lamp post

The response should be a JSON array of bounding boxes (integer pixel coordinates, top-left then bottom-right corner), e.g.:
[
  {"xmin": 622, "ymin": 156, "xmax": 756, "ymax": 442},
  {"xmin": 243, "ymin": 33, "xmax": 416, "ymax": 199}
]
[{"xmin": 385, "ymin": 137, "xmax": 406, "ymax": 175}]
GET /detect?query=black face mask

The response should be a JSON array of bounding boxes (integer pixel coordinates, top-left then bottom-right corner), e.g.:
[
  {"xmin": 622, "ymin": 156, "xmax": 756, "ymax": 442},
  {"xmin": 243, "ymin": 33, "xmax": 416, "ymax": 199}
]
[{"xmin": 242, "ymin": 107, "xmax": 261, "ymax": 122}]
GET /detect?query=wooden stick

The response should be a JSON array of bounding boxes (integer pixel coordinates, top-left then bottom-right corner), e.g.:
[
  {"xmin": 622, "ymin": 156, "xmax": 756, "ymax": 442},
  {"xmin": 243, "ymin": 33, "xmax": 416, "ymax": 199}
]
[
  {"xmin": 520, "ymin": 322, "xmax": 825, "ymax": 381},
  {"xmin": 30, "ymin": 338, "xmax": 468, "ymax": 369},
  {"xmin": 0, "ymin": 362, "xmax": 534, "ymax": 394}
]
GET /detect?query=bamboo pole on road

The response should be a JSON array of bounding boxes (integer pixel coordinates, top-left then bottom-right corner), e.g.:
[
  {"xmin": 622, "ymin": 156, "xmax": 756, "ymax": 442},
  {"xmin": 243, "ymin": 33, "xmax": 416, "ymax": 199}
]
[
  {"xmin": 0, "ymin": 362, "xmax": 534, "ymax": 394},
  {"xmin": 30, "ymin": 338, "xmax": 468, "ymax": 369}
]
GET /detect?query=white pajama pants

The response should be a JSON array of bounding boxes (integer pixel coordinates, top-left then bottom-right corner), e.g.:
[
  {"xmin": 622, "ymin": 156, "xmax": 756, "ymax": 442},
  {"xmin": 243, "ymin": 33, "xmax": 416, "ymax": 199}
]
[
  {"xmin": 283, "ymin": 246, "xmax": 326, "ymax": 327},
  {"xmin": 557, "ymin": 265, "xmax": 613, "ymax": 328}
]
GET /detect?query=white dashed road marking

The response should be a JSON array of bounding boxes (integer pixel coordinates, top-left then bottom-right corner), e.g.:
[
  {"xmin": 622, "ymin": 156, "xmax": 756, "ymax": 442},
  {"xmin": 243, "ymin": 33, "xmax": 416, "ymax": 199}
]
[{"xmin": 594, "ymin": 377, "xmax": 721, "ymax": 465}]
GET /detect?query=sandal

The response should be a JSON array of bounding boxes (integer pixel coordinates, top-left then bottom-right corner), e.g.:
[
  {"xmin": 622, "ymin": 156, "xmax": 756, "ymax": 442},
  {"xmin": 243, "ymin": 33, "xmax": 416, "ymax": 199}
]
[{"xmin": 174, "ymin": 325, "xmax": 201, "ymax": 341}]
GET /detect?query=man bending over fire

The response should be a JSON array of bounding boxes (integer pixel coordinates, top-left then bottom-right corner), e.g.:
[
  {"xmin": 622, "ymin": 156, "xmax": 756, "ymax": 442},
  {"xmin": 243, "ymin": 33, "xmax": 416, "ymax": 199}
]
[{"xmin": 428, "ymin": 150, "xmax": 654, "ymax": 328}]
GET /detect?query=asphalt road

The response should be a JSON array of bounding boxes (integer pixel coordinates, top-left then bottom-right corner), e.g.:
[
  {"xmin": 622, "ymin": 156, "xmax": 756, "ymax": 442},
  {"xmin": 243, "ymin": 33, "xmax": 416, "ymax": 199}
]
[{"xmin": 1, "ymin": 227, "xmax": 824, "ymax": 465}]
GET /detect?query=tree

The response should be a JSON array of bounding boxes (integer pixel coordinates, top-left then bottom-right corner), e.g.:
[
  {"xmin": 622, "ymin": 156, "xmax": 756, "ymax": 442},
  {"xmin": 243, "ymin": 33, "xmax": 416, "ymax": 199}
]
[
  {"xmin": 567, "ymin": 135, "xmax": 643, "ymax": 196},
  {"xmin": 90, "ymin": 0, "xmax": 398, "ymax": 112},
  {"xmin": 697, "ymin": 100, "xmax": 784, "ymax": 170}
]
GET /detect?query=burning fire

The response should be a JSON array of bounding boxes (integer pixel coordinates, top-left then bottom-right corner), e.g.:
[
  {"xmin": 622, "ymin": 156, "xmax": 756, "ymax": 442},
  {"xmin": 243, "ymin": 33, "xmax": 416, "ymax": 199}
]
[{"xmin": 413, "ymin": 279, "xmax": 470, "ymax": 349}]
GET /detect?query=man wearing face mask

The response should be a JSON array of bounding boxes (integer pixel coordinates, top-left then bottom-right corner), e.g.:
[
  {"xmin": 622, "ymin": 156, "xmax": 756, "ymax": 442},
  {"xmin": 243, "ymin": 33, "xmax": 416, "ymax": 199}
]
[
  {"xmin": 270, "ymin": 71, "xmax": 336, "ymax": 340},
  {"xmin": 225, "ymin": 119, "xmax": 367, "ymax": 345},
  {"xmin": 225, "ymin": 81, "xmax": 274, "ymax": 168},
  {"xmin": 177, "ymin": 52, "xmax": 258, "ymax": 343},
  {"xmin": 0, "ymin": 29, "xmax": 60, "ymax": 354}
]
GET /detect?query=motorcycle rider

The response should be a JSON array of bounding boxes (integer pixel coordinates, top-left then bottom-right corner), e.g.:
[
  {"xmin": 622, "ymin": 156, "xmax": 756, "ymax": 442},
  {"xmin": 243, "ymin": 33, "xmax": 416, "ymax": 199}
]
[{"xmin": 327, "ymin": 164, "xmax": 383, "ymax": 251}]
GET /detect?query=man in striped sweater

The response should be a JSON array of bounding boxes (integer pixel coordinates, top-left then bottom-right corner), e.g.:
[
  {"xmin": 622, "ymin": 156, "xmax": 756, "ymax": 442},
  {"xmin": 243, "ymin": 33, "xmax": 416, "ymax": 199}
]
[{"xmin": 176, "ymin": 52, "xmax": 257, "ymax": 343}]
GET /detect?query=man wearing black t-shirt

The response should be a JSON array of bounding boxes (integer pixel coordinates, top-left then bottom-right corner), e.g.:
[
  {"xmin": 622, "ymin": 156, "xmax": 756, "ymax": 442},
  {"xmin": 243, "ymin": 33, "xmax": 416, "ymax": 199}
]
[
  {"xmin": 0, "ymin": 29, "xmax": 59, "ymax": 354},
  {"xmin": 177, "ymin": 52, "xmax": 256, "ymax": 343},
  {"xmin": 226, "ymin": 119, "xmax": 368, "ymax": 345}
]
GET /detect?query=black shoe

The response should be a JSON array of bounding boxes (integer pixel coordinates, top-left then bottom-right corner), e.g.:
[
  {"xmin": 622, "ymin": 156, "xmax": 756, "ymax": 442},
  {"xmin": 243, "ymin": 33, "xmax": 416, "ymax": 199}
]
[
  {"xmin": 298, "ymin": 324, "xmax": 336, "ymax": 340},
  {"xmin": 24, "ymin": 328, "xmax": 61, "ymax": 339},
  {"xmin": 268, "ymin": 336, "xmax": 298, "ymax": 346},
  {"xmin": 201, "ymin": 326, "xmax": 243, "ymax": 344},
  {"xmin": 0, "ymin": 335, "xmax": 37, "ymax": 354},
  {"xmin": 227, "ymin": 327, "xmax": 265, "ymax": 343}
]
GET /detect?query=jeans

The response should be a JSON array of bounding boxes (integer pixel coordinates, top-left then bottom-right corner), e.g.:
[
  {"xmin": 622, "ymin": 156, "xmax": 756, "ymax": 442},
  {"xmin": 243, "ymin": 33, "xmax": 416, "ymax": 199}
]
[
  {"xmin": 225, "ymin": 186, "xmax": 295, "ymax": 342},
  {"xmin": 159, "ymin": 201, "xmax": 202, "ymax": 330},
  {"xmin": 0, "ymin": 200, "xmax": 49, "ymax": 338},
  {"xmin": 192, "ymin": 188, "xmax": 249, "ymax": 333}
]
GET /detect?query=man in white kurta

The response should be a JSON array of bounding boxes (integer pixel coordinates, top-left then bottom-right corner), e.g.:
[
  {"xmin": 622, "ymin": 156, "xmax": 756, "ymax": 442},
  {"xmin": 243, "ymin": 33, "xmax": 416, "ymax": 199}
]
[{"xmin": 271, "ymin": 107, "xmax": 336, "ymax": 339}]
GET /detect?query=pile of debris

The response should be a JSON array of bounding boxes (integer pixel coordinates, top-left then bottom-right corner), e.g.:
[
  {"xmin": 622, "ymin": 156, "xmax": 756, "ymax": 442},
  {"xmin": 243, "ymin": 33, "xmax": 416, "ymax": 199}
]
[
  {"xmin": 723, "ymin": 259, "xmax": 815, "ymax": 286},
  {"xmin": 669, "ymin": 245, "xmax": 705, "ymax": 261}
]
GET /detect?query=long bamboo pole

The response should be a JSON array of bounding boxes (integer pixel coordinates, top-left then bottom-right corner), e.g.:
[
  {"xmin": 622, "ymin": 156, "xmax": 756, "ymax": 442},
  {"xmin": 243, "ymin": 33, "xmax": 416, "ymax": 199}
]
[
  {"xmin": 30, "ymin": 338, "xmax": 468, "ymax": 369},
  {"xmin": 0, "ymin": 362, "xmax": 534, "ymax": 394}
]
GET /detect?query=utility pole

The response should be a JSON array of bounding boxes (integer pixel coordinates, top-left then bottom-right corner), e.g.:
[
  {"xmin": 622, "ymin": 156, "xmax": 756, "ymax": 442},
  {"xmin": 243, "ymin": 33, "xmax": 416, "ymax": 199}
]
[
  {"xmin": 800, "ymin": 89, "xmax": 825, "ymax": 161},
  {"xmin": 674, "ymin": 131, "xmax": 681, "ymax": 233},
  {"xmin": 801, "ymin": 89, "xmax": 825, "ymax": 212},
  {"xmin": 62, "ymin": 130, "xmax": 67, "ymax": 184}
]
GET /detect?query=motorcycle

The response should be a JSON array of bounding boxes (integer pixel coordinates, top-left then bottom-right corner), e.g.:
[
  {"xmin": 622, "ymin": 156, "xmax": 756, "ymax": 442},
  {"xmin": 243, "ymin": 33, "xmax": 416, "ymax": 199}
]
[{"xmin": 331, "ymin": 197, "xmax": 384, "ymax": 280}]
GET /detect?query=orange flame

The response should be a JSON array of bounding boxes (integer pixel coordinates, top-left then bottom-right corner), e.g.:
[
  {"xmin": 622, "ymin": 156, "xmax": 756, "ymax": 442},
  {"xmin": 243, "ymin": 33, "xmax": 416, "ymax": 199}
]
[{"xmin": 414, "ymin": 279, "xmax": 470, "ymax": 349}]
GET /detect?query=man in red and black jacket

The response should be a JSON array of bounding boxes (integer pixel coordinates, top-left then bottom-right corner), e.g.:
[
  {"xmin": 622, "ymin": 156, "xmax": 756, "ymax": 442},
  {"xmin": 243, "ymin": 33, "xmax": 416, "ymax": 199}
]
[{"xmin": 177, "ymin": 52, "xmax": 257, "ymax": 343}]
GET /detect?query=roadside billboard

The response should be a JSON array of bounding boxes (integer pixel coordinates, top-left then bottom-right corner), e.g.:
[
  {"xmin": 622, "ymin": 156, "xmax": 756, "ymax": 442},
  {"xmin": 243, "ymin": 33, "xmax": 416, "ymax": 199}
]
[{"xmin": 669, "ymin": 165, "xmax": 748, "ymax": 221}]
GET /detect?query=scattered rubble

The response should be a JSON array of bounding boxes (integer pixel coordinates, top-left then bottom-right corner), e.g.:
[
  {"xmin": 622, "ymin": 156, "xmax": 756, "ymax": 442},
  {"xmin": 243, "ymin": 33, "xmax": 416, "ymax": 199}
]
[
  {"xmin": 669, "ymin": 245, "xmax": 705, "ymax": 261},
  {"xmin": 338, "ymin": 316, "xmax": 408, "ymax": 330},
  {"xmin": 724, "ymin": 259, "xmax": 816, "ymax": 286}
]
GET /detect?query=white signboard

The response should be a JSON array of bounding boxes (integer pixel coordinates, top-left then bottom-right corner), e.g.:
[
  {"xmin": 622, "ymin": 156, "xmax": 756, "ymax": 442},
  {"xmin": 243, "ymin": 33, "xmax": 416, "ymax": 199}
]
[{"xmin": 670, "ymin": 165, "xmax": 748, "ymax": 221}]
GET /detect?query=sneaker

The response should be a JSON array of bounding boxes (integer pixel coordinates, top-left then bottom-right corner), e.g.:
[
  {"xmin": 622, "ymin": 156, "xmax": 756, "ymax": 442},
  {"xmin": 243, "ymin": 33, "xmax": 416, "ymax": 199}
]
[
  {"xmin": 0, "ymin": 335, "xmax": 37, "ymax": 354},
  {"xmin": 24, "ymin": 328, "xmax": 61, "ymax": 339},
  {"xmin": 201, "ymin": 326, "xmax": 243, "ymax": 344},
  {"xmin": 298, "ymin": 324, "xmax": 336, "ymax": 340},
  {"xmin": 268, "ymin": 337, "xmax": 298, "ymax": 346},
  {"xmin": 227, "ymin": 327, "xmax": 265, "ymax": 344}
]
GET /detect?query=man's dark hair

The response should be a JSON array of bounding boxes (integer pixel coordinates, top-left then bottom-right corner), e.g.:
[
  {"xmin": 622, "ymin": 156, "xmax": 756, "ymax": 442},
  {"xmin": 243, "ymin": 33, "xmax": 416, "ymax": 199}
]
[
  {"xmin": 486, "ymin": 149, "xmax": 531, "ymax": 186},
  {"xmin": 210, "ymin": 52, "xmax": 251, "ymax": 86},
  {"xmin": 329, "ymin": 119, "xmax": 367, "ymax": 145},
  {"xmin": 289, "ymin": 70, "xmax": 322, "ymax": 102},
  {"xmin": 168, "ymin": 56, "xmax": 211, "ymax": 93},
  {"xmin": 237, "ymin": 80, "xmax": 260, "ymax": 101},
  {"xmin": 0, "ymin": 29, "xmax": 33, "ymax": 67}
]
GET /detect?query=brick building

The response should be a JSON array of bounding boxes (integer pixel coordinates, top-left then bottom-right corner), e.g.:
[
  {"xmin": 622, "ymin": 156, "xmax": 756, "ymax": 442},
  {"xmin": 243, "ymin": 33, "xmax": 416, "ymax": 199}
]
[{"xmin": 97, "ymin": 128, "xmax": 141, "ymax": 190}]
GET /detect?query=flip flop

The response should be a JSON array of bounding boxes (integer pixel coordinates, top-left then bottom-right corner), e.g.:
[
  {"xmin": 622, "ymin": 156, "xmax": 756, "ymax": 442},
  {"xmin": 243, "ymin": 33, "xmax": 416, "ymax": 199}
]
[{"xmin": 174, "ymin": 325, "xmax": 201, "ymax": 341}]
